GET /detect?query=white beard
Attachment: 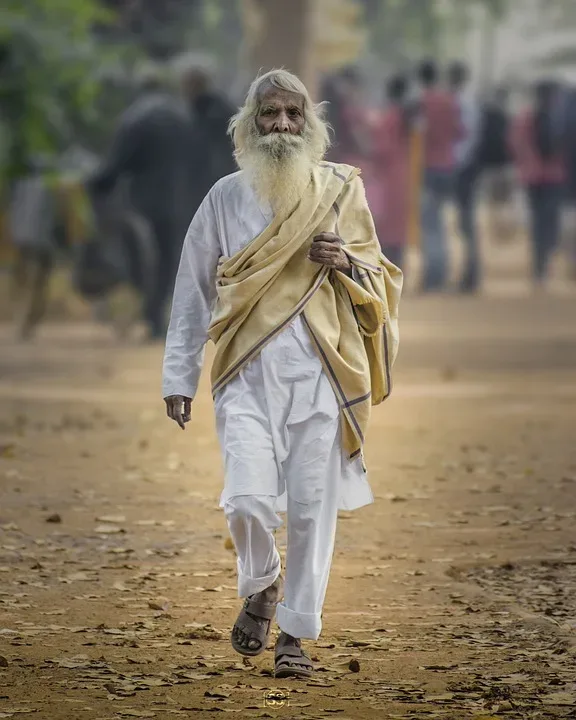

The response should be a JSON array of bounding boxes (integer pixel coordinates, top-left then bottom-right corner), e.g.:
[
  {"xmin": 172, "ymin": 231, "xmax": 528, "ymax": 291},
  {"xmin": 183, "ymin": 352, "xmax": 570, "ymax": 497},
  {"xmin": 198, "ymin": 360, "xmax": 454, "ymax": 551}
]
[{"xmin": 238, "ymin": 132, "xmax": 315, "ymax": 214}]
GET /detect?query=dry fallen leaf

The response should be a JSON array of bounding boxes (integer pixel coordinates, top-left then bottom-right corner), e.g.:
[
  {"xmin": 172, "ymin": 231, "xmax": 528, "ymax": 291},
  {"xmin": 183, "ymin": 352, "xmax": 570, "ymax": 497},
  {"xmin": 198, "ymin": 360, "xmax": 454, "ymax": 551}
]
[
  {"xmin": 204, "ymin": 690, "xmax": 231, "ymax": 699},
  {"xmin": 148, "ymin": 600, "xmax": 170, "ymax": 612},
  {"xmin": 0, "ymin": 444, "xmax": 16, "ymax": 459},
  {"xmin": 94, "ymin": 524, "xmax": 125, "ymax": 534},
  {"xmin": 96, "ymin": 515, "xmax": 126, "ymax": 524},
  {"xmin": 348, "ymin": 659, "xmax": 360, "ymax": 673},
  {"xmin": 542, "ymin": 691, "xmax": 576, "ymax": 706},
  {"xmin": 0, "ymin": 523, "xmax": 19, "ymax": 531}
]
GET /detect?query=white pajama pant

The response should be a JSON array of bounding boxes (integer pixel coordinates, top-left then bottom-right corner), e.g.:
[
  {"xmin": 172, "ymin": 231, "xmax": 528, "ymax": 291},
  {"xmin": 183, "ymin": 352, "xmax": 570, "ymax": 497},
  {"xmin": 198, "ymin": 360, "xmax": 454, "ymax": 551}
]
[
  {"xmin": 215, "ymin": 316, "xmax": 372, "ymax": 640},
  {"xmin": 224, "ymin": 491, "xmax": 339, "ymax": 640}
]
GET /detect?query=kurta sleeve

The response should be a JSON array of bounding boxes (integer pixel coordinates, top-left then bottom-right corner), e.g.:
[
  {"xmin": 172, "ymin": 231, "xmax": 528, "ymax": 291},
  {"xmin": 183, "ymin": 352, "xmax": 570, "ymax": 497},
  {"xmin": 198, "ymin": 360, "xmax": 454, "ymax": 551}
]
[{"xmin": 162, "ymin": 190, "xmax": 221, "ymax": 400}]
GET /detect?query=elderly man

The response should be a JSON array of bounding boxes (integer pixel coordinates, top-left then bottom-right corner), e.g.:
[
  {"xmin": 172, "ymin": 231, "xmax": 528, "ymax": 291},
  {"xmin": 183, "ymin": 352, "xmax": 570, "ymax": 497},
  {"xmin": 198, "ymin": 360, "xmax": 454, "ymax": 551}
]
[{"xmin": 162, "ymin": 69, "xmax": 402, "ymax": 678}]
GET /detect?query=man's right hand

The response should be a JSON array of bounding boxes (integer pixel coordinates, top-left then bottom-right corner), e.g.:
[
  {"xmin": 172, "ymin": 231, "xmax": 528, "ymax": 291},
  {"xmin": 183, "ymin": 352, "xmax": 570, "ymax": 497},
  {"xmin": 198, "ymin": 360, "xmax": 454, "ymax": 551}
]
[{"xmin": 164, "ymin": 395, "xmax": 192, "ymax": 430}]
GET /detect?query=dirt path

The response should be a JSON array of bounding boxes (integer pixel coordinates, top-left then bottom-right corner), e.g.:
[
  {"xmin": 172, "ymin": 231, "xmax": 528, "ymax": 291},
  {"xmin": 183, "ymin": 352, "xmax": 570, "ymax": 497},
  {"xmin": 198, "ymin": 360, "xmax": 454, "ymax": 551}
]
[{"xmin": 1, "ymin": 289, "xmax": 576, "ymax": 720}]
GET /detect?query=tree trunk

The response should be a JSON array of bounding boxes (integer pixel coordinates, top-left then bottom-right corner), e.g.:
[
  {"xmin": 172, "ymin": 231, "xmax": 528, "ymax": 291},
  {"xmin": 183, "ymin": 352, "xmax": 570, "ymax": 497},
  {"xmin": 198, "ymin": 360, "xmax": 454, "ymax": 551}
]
[{"xmin": 241, "ymin": 0, "xmax": 315, "ymax": 94}]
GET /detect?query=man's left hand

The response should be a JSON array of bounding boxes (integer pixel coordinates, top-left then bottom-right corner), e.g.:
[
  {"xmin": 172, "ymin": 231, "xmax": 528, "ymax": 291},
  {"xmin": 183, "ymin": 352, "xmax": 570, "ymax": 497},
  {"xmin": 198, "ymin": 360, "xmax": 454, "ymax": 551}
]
[{"xmin": 308, "ymin": 232, "xmax": 351, "ymax": 273}]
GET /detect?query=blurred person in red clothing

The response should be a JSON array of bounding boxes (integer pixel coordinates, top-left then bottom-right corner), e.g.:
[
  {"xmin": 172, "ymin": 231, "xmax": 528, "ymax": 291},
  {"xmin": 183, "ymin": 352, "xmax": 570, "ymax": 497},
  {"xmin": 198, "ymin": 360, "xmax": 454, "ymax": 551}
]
[
  {"xmin": 321, "ymin": 67, "xmax": 383, "ymax": 236},
  {"xmin": 416, "ymin": 59, "xmax": 463, "ymax": 292},
  {"xmin": 509, "ymin": 80, "xmax": 566, "ymax": 288},
  {"xmin": 372, "ymin": 74, "xmax": 412, "ymax": 270}
]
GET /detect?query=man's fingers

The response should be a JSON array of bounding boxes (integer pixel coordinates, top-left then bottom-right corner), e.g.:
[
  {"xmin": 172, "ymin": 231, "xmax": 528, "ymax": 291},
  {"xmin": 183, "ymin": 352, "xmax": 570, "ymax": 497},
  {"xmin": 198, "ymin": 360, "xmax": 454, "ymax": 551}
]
[
  {"xmin": 308, "ymin": 234, "xmax": 346, "ymax": 269},
  {"xmin": 165, "ymin": 397, "xmax": 185, "ymax": 429},
  {"xmin": 309, "ymin": 243, "xmax": 341, "ymax": 257},
  {"xmin": 309, "ymin": 248, "xmax": 342, "ymax": 262},
  {"xmin": 312, "ymin": 249, "xmax": 340, "ymax": 259},
  {"xmin": 183, "ymin": 398, "xmax": 192, "ymax": 424},
  {"xmin": 314, "ymin": 240, "xmax": 341, "ymax": 250},
  {"xmin": 313, "ymin": 232, "xmax": 342, "ymax": 244},
  {"xmin": 173, "ymin": 399, "xmax": 185, "ymax": 429}
]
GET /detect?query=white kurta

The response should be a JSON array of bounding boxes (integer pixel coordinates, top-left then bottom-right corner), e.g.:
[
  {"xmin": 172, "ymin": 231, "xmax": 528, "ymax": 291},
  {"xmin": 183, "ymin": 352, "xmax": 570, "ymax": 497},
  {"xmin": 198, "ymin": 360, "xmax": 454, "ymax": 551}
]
[
  {"xmin": 163, "ymin": 171, "xmax": 378, "ymax": 639},
  {"xmin": 162, "ymin": 171, "xmax": 374, "ymax": 513}
]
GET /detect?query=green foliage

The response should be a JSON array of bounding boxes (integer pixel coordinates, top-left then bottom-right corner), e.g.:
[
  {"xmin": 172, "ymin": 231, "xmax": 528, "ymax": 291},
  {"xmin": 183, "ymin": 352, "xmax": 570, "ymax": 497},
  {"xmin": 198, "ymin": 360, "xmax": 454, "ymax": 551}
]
[{"xmin": 0, "ymin": 0, "xmax": 118, "ymax": 184}]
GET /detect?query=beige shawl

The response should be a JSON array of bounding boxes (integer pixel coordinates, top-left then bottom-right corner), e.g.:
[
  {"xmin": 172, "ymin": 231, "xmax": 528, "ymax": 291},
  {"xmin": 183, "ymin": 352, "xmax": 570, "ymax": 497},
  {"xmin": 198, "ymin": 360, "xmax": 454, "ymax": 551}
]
[{"xmin": 207, "ymin": 162, "xmax": 403, "ymax": 459}]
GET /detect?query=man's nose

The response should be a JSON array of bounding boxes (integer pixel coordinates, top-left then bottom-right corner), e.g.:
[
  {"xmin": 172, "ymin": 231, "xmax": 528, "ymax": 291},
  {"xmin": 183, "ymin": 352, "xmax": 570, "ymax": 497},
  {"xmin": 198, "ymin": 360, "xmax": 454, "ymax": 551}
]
[{"xmin": 274, "ymin": 113, "xmax": 291, "ymax": 132}]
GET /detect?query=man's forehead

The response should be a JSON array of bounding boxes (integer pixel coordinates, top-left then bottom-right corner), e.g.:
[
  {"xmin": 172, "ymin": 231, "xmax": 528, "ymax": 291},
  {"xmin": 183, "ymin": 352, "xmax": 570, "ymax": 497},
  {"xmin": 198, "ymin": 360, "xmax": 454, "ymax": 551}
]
[{"xmin": 258, "ymin": 84, "xmax": 305, "ymax": 108}]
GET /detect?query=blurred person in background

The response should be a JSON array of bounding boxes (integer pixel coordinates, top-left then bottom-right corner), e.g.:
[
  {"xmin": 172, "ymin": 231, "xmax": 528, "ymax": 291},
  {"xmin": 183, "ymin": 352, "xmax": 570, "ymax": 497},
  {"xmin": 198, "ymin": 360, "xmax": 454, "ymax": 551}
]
[
  {"xmin": 88, "ymin": 68, "xmax": 195, "ymax": 341},
  {"xmin": 162, "ymin": 69, "xmax": 402, "ymax": 679},
  {"xmin": 509, "ymin": 80, "xmax": 566, "ymax": 289},
  {"xmin": 371, "ymin": 74, "xmax": 412, "ymax": 270},
  {"xmin": 321, "ymin": 67, "xmax": 382, "ymax": 236},
  {"xmin": 476, "ymin": 86, "xmax": 513, "ymax": 244},
  {"xmin": 322, "ymin": 67, "xmax": 368, "ymax": 165},
  {"xmin": 448, "ymin": 61, "xmax": 482, "ymax": 293},
  {"xmin": 178, "ymin": 62, "xmax": 237, "ymax": 211},
  {"xmin": 555, "ymin": 80, "xmax": 576, "ymax": 280},
  {"xmin": 416, "ymin": 59, "xmax": 463, "ymax": 292},
  {"xmin": 8, "ymin": 158, "xmax": 60, "ymax": 341}
]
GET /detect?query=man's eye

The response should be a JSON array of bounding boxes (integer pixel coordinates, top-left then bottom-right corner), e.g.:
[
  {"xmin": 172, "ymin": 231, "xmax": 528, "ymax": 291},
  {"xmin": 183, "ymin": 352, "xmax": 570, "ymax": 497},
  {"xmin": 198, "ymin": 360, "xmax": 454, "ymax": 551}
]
[
  {"xmin": 288, "ymin": 109, "xmax": 301, "ymax": 117},
  {"xmin": 262, "ymin": 108, "xmax": 275, "ymax": 116}
]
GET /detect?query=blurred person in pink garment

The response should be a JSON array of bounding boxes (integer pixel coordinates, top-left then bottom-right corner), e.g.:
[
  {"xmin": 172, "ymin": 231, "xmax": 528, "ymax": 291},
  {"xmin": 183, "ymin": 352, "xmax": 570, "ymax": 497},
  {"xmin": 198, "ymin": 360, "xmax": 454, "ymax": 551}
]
[
  {"xmin": 322, "ymin": 67, "xmax": 367, "ymax": 166},
  {"xmin": 372, "ymin": 74, "xmax": 412, "ymax": 270},
  {"xmin": 321, "ymin": 67, "xmax": 383, "ymax": 232}
]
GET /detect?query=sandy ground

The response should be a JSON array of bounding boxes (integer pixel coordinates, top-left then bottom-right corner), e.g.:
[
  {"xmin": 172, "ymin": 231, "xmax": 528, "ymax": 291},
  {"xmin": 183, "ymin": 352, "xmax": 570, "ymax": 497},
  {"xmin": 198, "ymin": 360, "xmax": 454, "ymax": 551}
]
[{"xmin": 1, "ymin": 263, "xmax": 576, "ymax": 719}]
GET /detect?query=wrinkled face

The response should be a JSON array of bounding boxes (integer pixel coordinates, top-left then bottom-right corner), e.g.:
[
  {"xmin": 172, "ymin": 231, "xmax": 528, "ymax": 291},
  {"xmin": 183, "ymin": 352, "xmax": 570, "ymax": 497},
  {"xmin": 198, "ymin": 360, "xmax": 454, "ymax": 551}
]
[{"xmin": 255, "ymin": 86, "xmax": 306, "ymax": 136}]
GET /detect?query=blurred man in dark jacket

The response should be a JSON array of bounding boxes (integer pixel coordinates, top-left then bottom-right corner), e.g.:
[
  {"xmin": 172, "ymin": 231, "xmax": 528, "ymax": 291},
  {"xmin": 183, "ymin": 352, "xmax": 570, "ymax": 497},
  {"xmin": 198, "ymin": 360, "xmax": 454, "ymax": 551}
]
[
  {"xmin": 89, "ymin": 71, "xmax": 195, "ymax": 340},
  {"xmin": 180, "ymin": 65, "xmax": 237, "ymax": 209},
  {"xmin": 90, "ymin": 67, "xmax": 236, "ymax": 340}
]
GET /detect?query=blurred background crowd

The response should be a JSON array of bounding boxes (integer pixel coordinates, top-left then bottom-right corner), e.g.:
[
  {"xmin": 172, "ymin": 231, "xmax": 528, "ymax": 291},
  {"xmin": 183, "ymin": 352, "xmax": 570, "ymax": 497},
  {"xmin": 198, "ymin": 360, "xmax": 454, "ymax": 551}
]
[{"xmin": 2, "ymin": 0, "xmax": 576, "ymax": 342}]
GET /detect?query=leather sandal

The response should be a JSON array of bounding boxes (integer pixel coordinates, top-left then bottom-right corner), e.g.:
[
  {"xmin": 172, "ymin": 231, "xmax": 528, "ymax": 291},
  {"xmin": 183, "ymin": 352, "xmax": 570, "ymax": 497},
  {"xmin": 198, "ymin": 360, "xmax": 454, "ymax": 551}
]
[{"xmin": 231, "ymin": 596, "xmax": 278, "ymax": 657}]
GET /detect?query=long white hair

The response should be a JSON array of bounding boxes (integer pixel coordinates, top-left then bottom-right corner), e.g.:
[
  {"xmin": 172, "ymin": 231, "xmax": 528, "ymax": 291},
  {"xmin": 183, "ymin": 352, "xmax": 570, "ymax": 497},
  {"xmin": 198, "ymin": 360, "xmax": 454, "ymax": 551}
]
[
  {"xmin": 228, "ymin": 69, "xmax": 330, "ymax": 211},
  {"xmin": 229, "ymin": 69, "xmax": 331, "ymax": 165}
]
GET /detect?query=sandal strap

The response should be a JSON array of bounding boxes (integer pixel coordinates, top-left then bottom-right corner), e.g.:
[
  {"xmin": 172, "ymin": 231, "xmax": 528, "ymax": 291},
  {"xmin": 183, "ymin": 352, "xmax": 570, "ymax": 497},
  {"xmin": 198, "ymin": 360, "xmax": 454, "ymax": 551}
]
[
  {"xmin": 243, "ymin": 597, "xmax": 277, "ymax": 620},
  {"xmin": 236, "ymin": 612, "xmax": 267, "ymax": 637},
  {"xmin": 275, "ymin": 645, "xmax": 310, "ymax": 659}
]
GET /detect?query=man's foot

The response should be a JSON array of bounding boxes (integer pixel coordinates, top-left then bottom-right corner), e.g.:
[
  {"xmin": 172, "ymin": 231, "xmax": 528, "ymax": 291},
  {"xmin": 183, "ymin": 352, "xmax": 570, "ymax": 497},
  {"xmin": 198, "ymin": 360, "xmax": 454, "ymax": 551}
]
[
  {"xmin": 231, "ymin": 575, "xmax": 283, "ymax": 656},
  {"xmin": 274, "ymin": 631, "xmax": 314, "ymax": 678}
]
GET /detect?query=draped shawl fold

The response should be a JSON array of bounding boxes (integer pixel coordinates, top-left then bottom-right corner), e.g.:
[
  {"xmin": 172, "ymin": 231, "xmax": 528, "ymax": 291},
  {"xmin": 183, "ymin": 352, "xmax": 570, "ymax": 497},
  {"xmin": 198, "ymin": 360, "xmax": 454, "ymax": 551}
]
[{"xmin": 207, "ymin": 162, "xmax": 403, "ymax": 459}]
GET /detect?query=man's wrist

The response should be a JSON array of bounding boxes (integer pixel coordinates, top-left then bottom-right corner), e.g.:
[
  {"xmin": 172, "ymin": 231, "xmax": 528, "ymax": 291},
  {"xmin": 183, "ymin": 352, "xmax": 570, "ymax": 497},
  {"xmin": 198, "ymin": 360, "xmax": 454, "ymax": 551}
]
[{"xmin": 162, "ymin": 386, "xmax": 196, "ymax": 402}]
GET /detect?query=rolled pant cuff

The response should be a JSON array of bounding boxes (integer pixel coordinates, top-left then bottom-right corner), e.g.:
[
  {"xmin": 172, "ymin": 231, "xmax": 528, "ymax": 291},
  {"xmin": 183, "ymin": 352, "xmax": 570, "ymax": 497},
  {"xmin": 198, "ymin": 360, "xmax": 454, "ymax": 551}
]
[
  {"xmin": 276, "ymin": 602, "xmax": 322, "ymax": 640},
  {"xmin": 237, "ymin": 559, "xmax": 281, "ymax": 598}
]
